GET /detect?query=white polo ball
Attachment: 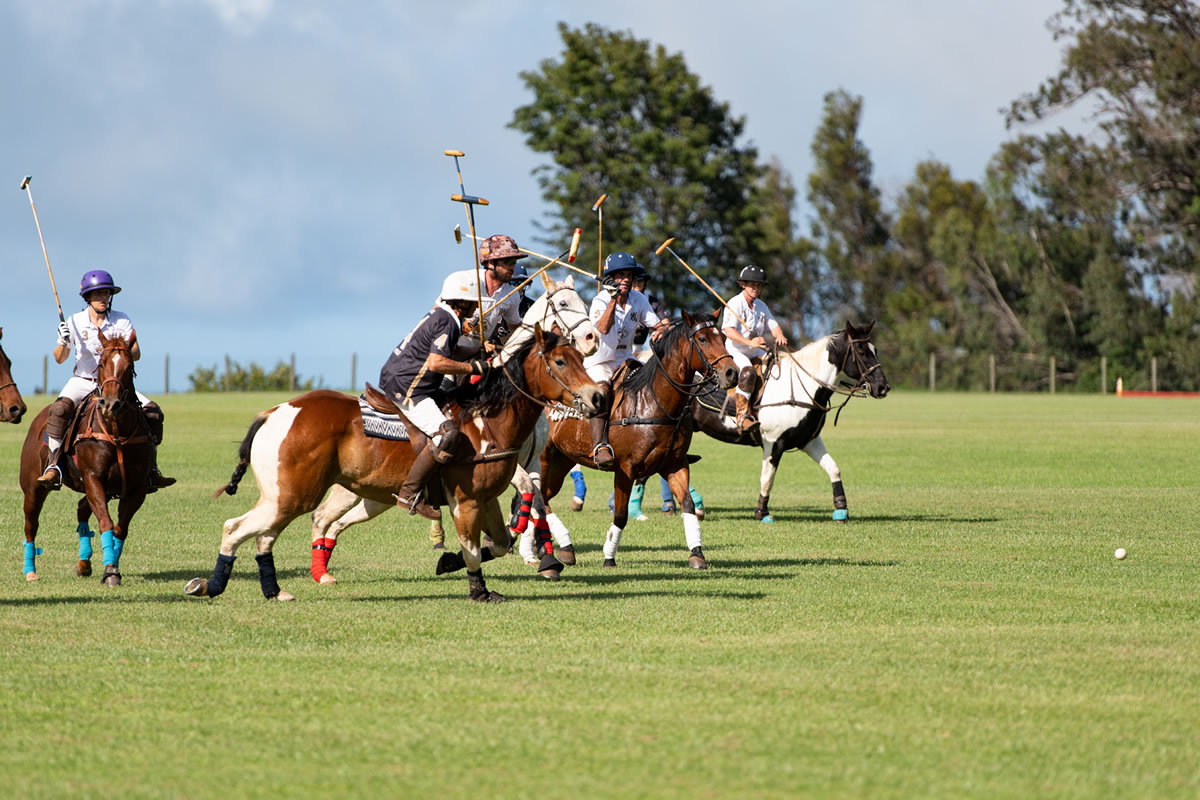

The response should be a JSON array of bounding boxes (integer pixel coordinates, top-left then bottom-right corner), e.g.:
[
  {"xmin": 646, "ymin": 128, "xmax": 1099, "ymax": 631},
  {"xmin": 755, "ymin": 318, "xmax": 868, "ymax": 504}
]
[{"xmin": 1114, "ymin": 548, "xmax": 1127, "ymax": 560}]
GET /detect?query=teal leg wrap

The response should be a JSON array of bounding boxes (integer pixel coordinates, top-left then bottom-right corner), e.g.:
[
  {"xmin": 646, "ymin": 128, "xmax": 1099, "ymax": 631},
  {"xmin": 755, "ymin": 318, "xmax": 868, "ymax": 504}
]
[
  {"xmin": 628, "ymin": 483, "xmax": 644, "ymax": 517},
  {"xmin": 689, "ymin": 486, "xmax": 703, "ymax": 510},
  {"xmin": 111, "ymin": 535, "xmax": 125, "ymax": 568},
  {"xmin": 77, "ymin": 522, "xmax": 95, "ymax": 561},
  {"xmin": 832, "ymin": 509, "xmax": 848, "ymax": 521},
  {"xmin": 24, "ymin": 542, "xmax": 42, "ymax": 574},
  {"xmin": 101, "ymin": 530, "xmax": 116, "ymax": 566}
]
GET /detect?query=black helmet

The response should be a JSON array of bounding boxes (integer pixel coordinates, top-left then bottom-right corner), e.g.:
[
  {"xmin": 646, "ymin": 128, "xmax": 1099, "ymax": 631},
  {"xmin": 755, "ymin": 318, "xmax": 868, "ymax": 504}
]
[{"xmin": 738, "ymin": 265, "xmax": 766, "ymax": 283}]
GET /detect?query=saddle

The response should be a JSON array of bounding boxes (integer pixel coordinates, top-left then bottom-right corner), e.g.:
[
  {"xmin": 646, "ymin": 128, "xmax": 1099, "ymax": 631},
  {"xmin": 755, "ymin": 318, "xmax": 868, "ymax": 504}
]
[{"xmin": 723, "ymin": 352, "xmax": 776, "ymax": 416}]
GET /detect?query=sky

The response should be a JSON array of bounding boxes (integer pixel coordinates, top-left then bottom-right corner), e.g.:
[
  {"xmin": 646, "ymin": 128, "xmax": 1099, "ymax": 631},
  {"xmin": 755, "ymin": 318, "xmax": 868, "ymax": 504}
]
[{"xmin": 0, "ymin": 0, "xmax": 1088, "ymax": 394}]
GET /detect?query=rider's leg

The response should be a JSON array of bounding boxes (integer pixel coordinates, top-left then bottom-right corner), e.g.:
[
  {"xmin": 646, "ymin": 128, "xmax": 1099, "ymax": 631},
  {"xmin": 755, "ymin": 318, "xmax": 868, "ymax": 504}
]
[
  {"xmin": 734, "ymin": 365, "xmax": 759, "ymax": 433},
  {"xmin": 395, "ymin": 398, "xmax": 459, "ymax": 521},
  {"xmin": 138, "ymin": 395, "xmax": 176, "ymax": 490},
  {"xmin": 38, "ymin": 397, "xmax": 77, "ymax": 487},
  {"xmin": 585, "ymin": 368, "xmax": 615, "ymax": 468}
]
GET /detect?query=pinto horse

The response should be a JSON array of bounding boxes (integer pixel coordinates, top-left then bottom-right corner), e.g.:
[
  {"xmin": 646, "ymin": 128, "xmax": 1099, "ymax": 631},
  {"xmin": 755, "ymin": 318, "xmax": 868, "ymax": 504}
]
[
  {"xmin": 538, "ymin": 312, "xmax": 737, "ymax": 569},
  {"xmin": 304, "ymin": 276, "xmax": 599, "ymax": 584},
  {"xmin": 0, "ymin": 328, "xmax": 27, "ymax": 424},
  {"xmin": 185, "ymin": 325, "xmax": 606, "ymax": 603},
  {"xmin": 19, "ymin": 331, "xmax": 154, "ymax": 585},
  {"xmin": 691, "ymin": 321, "xmax": 890, "ymax": 523}
]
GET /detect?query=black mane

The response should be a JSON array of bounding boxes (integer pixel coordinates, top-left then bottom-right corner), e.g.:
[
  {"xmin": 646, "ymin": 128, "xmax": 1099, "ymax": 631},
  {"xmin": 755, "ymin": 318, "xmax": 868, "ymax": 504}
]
[
  {"xmin": 451, "ymin": 330, "xmax": 564, "ymax": 416},
  {"xmin": 621, "ymin": 318, "xmax": 689, "ymax": 395}
]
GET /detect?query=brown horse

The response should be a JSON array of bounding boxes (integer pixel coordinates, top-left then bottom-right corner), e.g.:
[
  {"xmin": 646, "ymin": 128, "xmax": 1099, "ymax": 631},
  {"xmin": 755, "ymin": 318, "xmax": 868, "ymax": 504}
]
[
  {"xmin": 19, "ymin": 331, "xmax": 154, "ymax": 585},
  {"xmin": 0, "ymin": 327, "xmax": 27, "ymax": 424},
  {"xmin": 540, "ymin": 312, "xmax": 737, "ymax": 569},
  {"xmin": 185, "ymin": 325, "xmax": 606, "ymax": 603}
]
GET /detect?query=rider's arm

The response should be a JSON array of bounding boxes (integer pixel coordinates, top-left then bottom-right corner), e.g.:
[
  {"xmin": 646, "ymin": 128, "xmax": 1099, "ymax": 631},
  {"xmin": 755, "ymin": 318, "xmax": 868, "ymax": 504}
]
[
  {"xmin": 594, "ymin": 293, "xmax": 619, "ymax": 335},
  {"xmin": 427, "ymin": 354, "xmax": 485, "ymax": 376},
  {"xmin": 52, "ymin": 343, "xmax": 71, "ymax": 365},
  {"xmin": 128, "ymin": 329, "xmax": 142, "ymax": 361},
  {"xmin": 723, "ymin": 326, "xmax": 760, "ymax": 349}
]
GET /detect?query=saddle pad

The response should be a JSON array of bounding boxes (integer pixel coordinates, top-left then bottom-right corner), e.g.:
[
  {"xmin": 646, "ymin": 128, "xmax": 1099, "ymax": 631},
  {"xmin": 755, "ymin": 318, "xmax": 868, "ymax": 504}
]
[
  {"xmin": 358, "ymin": 395, "xmax": 410, "ymax": 441},
  {"xmin": 547, "ymin": 402, "xmax": 585, "ymax": 422}
]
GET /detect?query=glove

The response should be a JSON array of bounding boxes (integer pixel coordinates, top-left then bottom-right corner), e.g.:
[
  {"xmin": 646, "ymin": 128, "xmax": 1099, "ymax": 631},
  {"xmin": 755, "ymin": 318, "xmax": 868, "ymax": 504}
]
[
  {"xmin": 469, "ymin": 358, "xmax": 488, "ymax": 376},
  {"xmin": 56, "ymin": 321, "xmax": 71, "ymax": 345}
]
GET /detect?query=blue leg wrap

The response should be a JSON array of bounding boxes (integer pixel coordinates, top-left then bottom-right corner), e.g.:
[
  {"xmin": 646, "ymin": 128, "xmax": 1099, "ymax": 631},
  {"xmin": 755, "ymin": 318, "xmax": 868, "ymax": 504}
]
[
  {"xmin": 24, "ymin": 542, "xmax": 42, "ymax": 574},
  {"xmin": 628, "ymin": 482, "xmax": 644, "ymax": 517},
  {"xmin": 77, "ymin": 522, "xmax": 95, "ymax": 561},
  {"xmin": 570, "ymin": 469, "xmax": 587, "ymax": 501},
  {"xmin": 689, "ymin": 485, "xmax": 704, "ymax": 510},
  {"xmin": 659, "ymin": 476, "xmax": 672, "ymax": 504},
  {"xmin": 832, "ymin": 509, "xmax": 848, "ymax": 521},
  {"xmin": 101, "ymin": 530, "xmax": 116, "ymax": 566},
  {"xmin": 111, "ymin": 535, "xmax": 125, "ymax": 568}
]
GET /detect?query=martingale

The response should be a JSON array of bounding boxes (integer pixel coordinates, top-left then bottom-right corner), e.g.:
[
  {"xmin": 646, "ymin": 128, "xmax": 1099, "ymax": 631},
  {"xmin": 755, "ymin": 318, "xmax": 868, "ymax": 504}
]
[
  {"xmin": 357, "ymin": 395, "xmax": 410, "ymax": 441},
  {"xmin": 547, "ymin": 401, "xmax": 586, "ymax": 422}
]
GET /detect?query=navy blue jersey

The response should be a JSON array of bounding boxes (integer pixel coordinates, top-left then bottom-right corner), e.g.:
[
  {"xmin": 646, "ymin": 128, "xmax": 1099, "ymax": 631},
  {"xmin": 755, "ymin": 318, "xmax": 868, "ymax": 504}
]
[{"xmin": 379, "ymin": 305, "xmax": 461, "ymax": 403}]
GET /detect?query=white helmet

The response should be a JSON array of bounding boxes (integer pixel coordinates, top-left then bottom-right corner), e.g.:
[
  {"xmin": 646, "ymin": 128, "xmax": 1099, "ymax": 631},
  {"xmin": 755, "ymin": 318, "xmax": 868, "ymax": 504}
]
[{"xmin": 440, "ymin": 272, "xmax": 480, "ymax": 303}]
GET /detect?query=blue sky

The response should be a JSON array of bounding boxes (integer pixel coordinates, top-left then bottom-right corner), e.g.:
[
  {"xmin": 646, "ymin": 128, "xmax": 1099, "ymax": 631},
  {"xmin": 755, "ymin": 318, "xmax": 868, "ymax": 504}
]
[{"xmin": 0, "ymin": 0, "xmax": 1086, "ymax": 393}]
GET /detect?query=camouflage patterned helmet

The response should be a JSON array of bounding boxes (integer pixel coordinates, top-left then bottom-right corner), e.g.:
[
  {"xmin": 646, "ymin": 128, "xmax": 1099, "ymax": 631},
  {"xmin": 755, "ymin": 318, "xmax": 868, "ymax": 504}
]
[{"xmin": 479, "ymin": 234, "xmax": 523, "ymax": 264}]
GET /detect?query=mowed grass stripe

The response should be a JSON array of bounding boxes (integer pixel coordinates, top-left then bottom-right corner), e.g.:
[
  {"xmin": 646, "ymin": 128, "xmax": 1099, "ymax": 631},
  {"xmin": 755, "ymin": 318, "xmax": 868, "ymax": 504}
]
[{"xmin": 1, "ymin": 391, "xmax": 1197, "ymax": 799}]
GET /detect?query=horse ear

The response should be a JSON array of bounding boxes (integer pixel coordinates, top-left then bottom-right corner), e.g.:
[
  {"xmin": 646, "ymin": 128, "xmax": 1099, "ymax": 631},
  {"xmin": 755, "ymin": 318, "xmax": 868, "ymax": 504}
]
[
  {"xmin": 540, "ymin": 270, "xmax": 553, "ymax": 290},
  {"xmin": 711, "ymin": 308, "xmax": 721, "ymax": 321},
  {"xmin": 843, "ymin": 320, "xmax": 855, "ymax": 336},
  {"xmin": 865, "ymin": 320, "xmax": 876, "ymax": 336},
  {"xmin": 681, "ymin": 310, "xmax": 694, "ymax": 326},
  {"xmin": 97, "ymin": 328, "xmax": 109, "ymax": 346},
  {"xmin": 532, "ymin": 322, "xmax": 546, "ymax": 350},
  {"xmin": 564, "ymin": 275, "xmax": 575, "ymax": 289}
]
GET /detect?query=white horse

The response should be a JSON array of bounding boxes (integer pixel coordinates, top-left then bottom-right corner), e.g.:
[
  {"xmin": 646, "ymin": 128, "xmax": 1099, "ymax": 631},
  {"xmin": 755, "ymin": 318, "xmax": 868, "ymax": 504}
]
[
  {"xmin": 308, "ymin": 276, "xmax": 598, "ymax": 584},
  {"xmin": 691, "ymin": 321, "xmax": 890, "ymax": 523}
]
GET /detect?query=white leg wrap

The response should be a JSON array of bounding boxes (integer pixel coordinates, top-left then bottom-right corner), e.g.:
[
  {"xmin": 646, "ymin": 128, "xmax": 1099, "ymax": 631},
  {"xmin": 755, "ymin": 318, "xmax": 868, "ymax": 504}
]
[
  {"xmin": 602, "ymin": 524, "xmax": 624, "ymax": 559},
  {"xmin": 518, "ymin": 531, "xmax": 536, "ymax": 564},
  {"xmin": 682, "ymin": 512, "xmax": 702, "ymax": 550},
  {"xmin": 545, "ymin": 512, "xmax": 572, "ymax": 546}
]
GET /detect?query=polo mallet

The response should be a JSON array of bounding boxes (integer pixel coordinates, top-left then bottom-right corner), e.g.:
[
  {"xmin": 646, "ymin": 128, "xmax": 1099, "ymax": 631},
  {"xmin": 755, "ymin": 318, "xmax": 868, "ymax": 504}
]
[
  {"xmin": 486, "ymin": 227, "xmax": 583, "ymax": 311},
  {"xmin": 456, "ymin": 228, "xmax": 596, "ymax": 283},
  {"xmin": 444, "ymin": 149, "xmax": 488, "ymax": 337},
  {"xmin": 20, "ymin": 176, "xmax": 65, "ymax": 322},
  {"xmin": 592, "ymin": 193, "xmax": 608, "ymax": 278},
  {"xmin": 655, "ymin": 237, "xmax": 752, "ymax": 330}
]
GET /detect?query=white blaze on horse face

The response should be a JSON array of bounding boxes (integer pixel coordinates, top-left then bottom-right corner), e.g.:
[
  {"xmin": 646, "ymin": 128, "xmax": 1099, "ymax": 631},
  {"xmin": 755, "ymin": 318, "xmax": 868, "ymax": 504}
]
[
  {"xmin": 250, "ymin": 403, "xmax": 302, "ymax": 503},
  {"xmin": 473, "ymin": 416, "xmax": 488, "ymax": 452}
]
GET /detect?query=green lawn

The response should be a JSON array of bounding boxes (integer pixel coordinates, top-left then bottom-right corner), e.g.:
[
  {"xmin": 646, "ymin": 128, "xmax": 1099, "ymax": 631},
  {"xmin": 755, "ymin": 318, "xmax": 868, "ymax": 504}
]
[{"xmin": 1, "ymin": 391, "xmax": 1197, "ymax": 799}]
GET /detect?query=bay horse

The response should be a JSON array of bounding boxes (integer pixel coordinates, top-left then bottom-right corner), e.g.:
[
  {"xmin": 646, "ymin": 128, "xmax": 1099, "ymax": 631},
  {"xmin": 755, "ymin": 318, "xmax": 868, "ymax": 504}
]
[
  {"xmin": 0, "ymin": 327, "xmax": 27, "ymax": 424},
  {"xmin": 303, "ymin": 276, "xmax": 599, "ymax": 584},
  {"xmin": 691, "ymin": 321, "xmax": 890, "ymax": 523},
  {"xmin": 19, "ymin": 331, "xmax": 154, "ymax": 585},
  {"xmin": 185, "ymin": 325, "xmax": 606, "ymax": 603},
  {"xmin": 539, "ymin": 311, "xmax": 737, "ymax": 570}
]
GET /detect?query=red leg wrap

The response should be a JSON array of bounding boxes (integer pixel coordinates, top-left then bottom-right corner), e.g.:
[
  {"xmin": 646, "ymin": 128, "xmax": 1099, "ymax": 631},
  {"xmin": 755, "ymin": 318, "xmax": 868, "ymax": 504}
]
[
  {"xmin": 534, "ymin": 516, "xmax": 553, "ymax": 556},
  {"xmin": 310, "ymin": 537, "xmax": 336, "ymax": 582},
  {"xmin": 512, "ymin": 493, "xmax": 534, "ymax": 534}
]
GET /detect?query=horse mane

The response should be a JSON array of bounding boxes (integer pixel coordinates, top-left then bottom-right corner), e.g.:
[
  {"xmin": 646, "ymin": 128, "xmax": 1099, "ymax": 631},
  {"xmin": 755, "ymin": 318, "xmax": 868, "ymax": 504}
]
[
  {"xmin": 453, "ymin": 330, "xmax": 565, "ymax": 416},
  {"xmin": 622, "ymin": 317, "xmax": 688, "ymax": 394}
]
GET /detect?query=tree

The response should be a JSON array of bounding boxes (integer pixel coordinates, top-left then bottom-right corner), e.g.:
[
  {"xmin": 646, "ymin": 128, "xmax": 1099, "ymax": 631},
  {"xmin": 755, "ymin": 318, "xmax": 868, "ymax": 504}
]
[
  {"xmin": 510, "ymin": 23, "xmax": 791, "ymax": 312},
  {"xmin": 188, "ymin": 360, "xmax": 316, "ymax": 392}
]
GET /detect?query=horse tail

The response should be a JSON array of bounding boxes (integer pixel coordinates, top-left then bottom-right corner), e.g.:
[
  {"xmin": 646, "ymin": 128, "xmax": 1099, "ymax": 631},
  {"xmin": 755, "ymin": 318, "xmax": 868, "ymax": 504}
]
[{"xmin": 212, "ymin": 414, "xmax": 270, "ymax": 499}]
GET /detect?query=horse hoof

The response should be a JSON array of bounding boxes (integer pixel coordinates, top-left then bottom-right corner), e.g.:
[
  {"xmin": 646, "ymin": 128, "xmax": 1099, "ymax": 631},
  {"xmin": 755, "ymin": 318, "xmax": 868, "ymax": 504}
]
[
  {"xmin": 274, "ymin": 591, "xmax": 296, "ymax": 602},
  {"xmin": 634, "ymin": 513, "xmax": 648, "ymax": 522},
  {"xmin": 469, "ymin": 590, "xmax": 506, "ymax": 603},
  {"xmin": 76, "ymin": 559, "xmax": 92, "ymax": 577},
  {"xmin": 318, "ymin": 574, "xmax": 337, "ymax": 585},
  {"xmin": 432, "ymin": 542, "xmax": 445, "ymax": 551},
  {"xmin": 184, "ymin": 577, "xmax": 209, "ymax": 597},
  {"xmin": 695, "ymin": 508, "xmax": 705, "ymax": 521},
  {"xmin": 557, "ymin": 544, "xmax": 576, "ymax": 566},
  {"xmin": 436, "ymin": 551, "xmax": 466, "ymax": 575},
  {"xmin": 101, "ymin": 565, "xmax": 122, "ymax": 587},
  {"xmin": 25, "ymin": 571, "xmax": 38, "ymax": 582},
  {"xmin": 569, "ymin": 497, "xmax": 584, "ymax": 512},
  {"xmin": 524, "ymin": 558, "xmax": 538, "ymax": 566},
  {"xmin": 688, "ymin": 547, "xmax": 707, "ymax": 570},
  {"xmin": 760, "ymin": 515, "xmax": 774, "ymax": 524},
  {"xmin": 538, "ymin": 569, "xmax": 562, "ymax": 581},
  {"xmin": 602, "ymin": 558, "xmax": 617, "ymax": 568},
  {"xmin": 832, "ymin": 509, "xmax": 848, "ymax": 522}
]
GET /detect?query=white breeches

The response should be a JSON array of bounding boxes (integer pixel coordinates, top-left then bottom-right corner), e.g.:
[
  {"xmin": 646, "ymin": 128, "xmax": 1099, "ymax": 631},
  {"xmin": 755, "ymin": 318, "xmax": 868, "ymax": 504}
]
[
  {"xmin": 59, "ymin": 375, "xmax": 150, "ymax": 406},
  {"xmin": 398, "ymin": 396, "xmax": 449, "ymax": 439}
]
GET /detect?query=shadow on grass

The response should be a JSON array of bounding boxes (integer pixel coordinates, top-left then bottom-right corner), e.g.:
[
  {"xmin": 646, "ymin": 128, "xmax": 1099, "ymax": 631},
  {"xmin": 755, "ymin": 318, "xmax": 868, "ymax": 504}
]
[
  {"xmin": 698, "ymin": 504, "xmax": 1002, "ymax": 524},
  {"xmin": 350, "ymin": 588, "xmax": 768, "ymax": 602},
  {"xmin": 139, "ymin": 567, "xmax": 312, "ymax": 582},
  {"xmin": 0, "ymin": 593, "xmax": 190, "ymax": 606},
  {"xmin": 712, "ymin": 556, "xmax": 902, "ymax": 569}
]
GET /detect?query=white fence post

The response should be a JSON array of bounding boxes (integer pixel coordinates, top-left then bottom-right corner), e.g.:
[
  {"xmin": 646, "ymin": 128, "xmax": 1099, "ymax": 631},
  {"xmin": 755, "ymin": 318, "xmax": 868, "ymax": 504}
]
[
  {"xmin": 928, "ymin": 352, "xmax": 936, "ymax": 392},
  {"xmin": 1100, "ymin": 355, "xmax": 1106, "ymax": 394}
]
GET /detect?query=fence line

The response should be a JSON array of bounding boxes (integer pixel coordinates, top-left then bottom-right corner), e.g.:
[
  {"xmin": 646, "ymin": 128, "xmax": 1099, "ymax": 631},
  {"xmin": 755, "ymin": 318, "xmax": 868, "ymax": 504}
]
[{"xmin": 923, "ymin": 351, "xmax": 1195, "ymax": 393}]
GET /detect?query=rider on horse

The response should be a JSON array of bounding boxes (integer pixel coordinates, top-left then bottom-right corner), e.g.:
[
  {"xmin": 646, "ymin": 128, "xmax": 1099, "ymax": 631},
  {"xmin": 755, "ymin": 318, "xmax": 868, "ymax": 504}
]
[
  {"xmin": 37, "ymin": 269, "xmax": 175, "ymax": 491},
  {"xmin": 493, "ymin": 261, "xmax": 535, "ymax": 344},
  {"xmin": 457, "ymin": 234, "xmax": 525, "ymax": 359},
  {"xmin": 722, "ymin": 265, "xmax": 789, "ymax": 434},
  {"xmin": 384, "ymin": 273, "xmax": 487, "ymax": 520},
  {"xmin": 583, "ymin": 251, "xmax": 669, "ymax": 468}
]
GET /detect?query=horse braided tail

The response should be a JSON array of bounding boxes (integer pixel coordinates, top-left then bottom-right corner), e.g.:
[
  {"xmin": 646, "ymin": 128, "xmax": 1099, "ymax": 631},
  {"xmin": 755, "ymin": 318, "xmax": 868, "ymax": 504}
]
[{"xmin": 212, "ymin": 414, "xmax": 270, "ymax": 499}]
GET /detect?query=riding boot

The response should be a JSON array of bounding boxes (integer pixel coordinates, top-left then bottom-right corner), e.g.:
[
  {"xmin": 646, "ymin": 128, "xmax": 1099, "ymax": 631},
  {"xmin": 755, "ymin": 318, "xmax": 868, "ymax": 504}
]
[
  {"xmin": 735, "ymin": 366, "xmax": 759, "ymax": 433},
  {"xmin": 143, "ymin": 403, "xmax": 176, "ymax": 492},
  {"xmin": 589, "ymin": 416, "xmax": 615, "ymax": 470},
  {"xmin": 38, "ymin": 398, "xmax": 74, "ymax": 489},
  {"xmin": 395, "ymin": 446, "xmax": 442, "ymax": 520}
]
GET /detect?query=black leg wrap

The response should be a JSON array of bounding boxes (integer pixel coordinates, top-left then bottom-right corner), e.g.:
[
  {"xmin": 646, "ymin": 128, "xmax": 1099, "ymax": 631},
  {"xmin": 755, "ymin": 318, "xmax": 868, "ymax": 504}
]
[
  {"xmin": 255, "ymin": 552, "xmax": 281, "ymax": 599},
  {"xmin": 467, "ymin": 568, "xmax": 488, "ymax": 600},
  {"xmin": 755, "ymin": 494, "xmax": 770, "ymax": 520},
  {"xmin": 832, "ymin": 481, "xmax": 847, "ymax": 510},
  {"xmin": 436, "ymin": 550, "xmax": 466, "ymax": 575},
  {"xmin": 208, "ymin": 553, "xmax": 236, "ymax": 597},
  {"xmin": 480, "ymin": 548, "xmax": 496, "ymax": 563}
]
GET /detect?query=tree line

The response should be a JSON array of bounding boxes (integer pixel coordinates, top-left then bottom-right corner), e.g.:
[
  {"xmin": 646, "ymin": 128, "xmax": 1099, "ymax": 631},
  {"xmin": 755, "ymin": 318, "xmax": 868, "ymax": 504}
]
[{"xmin": 511, "ymin": 2, "xmax": 1199, "ymax": 390}]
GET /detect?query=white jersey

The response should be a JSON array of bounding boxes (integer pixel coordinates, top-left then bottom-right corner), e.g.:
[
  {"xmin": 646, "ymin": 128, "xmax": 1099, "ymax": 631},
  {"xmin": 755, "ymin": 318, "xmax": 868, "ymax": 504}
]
[
  {"xmin": 722, "ymin": 293, "xmax": 779, "ymax": 353},
  {"xmin": 583, "ymin": 289, "xmax": 659, "ymax": 371},
  {"xmin": 65, "ymin": 309, "xmax": 134, "ymax": 380},
  {"xmin": 450, "ymin": 269, "xmax": 522, "ymax": 356}
]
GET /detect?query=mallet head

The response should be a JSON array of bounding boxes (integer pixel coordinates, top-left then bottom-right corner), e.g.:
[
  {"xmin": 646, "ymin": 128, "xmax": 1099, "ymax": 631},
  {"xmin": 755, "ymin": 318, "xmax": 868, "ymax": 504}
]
[
  {"xmin": 568, "ymin": 228, "xmax": 582, "ymax": 262},
  {"xmin": 453, "ymin": 224, "xmax": 463, "ymax": 244},
  {"xmin": 655, "ymin": 237, "xmax": 676, "ymax": 256},
  {"xmin": 450, "ymin": 193, "xmax": 489, "ymax": 206},
  {"xmin": 444, "ymin": 150, "xmax": 465, "ymax": 157},
  {"xmin": 20, "ymin": 176, "xmax": 31, "ymax": 190},
  {"xmin": 592, "ymin": 193, "xmax": 608, "ymax": 212}
]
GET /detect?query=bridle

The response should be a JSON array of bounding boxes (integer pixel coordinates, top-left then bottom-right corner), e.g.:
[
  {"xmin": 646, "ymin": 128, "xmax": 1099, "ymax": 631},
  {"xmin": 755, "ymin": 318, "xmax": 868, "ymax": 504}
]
[
  {"xmin": 648, "ymin": 318, "xmax": 735, "ymax": 396},
  {"xmin": 500, "ymin": 339, "xmax": 592, "ymax": 414},
  {"xmin": 94, "ymin": 345, "xmax": 138, "ymax": 417},
  {"xmin": 533, "ymin": 284, "xmax": 592, "ymax": 342}
]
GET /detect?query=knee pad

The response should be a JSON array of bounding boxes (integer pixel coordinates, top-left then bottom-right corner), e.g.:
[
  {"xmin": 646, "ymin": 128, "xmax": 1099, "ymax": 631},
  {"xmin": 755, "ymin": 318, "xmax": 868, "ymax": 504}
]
[
  {"xmin": 143, "ymin": 402, "xmax": 165, "ymax": 444},
  {"xmin": 433, "ymin": 420, "xmax": 461, "ymax": 464},
  {"xmin": 46, "ymin": 398, "xmax": 75, "ymax": 440},
  {"xmin": 737, "ymin": 366, "xmax": 756, "ymax": 394}
]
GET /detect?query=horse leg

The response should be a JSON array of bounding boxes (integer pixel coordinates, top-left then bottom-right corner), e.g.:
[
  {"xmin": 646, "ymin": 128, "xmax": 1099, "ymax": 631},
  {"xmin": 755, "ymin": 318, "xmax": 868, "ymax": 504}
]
[
  {"xmin": 452, "ymin": 498, "xmax": 503, "ymax": 603},
  {"xmin": 664, "ymin": 466, "xmax": 706, "ymax": 569},
  {"xmin": 21, "ymin": 483, "xmax": 50, "ymax": 582},
  {"xmin": 802, "ymin": 436, "xmax": 847, "ymax": 521},
  {"xmin": 756, "ymin": 437, "xmax": 786, "ymax": 523},
  {"xmin": 310, "ymin": 486, "xmax": 389, "ymax": 585},
  {"xmin": 101, "ymin": 491, "xmax": 147, "ymax": 587},
  {"xmin": 253, "ymin": 529, "xmax": 292, "ymax": 601},
  {"xmin": 185, "ymin": 498, "xmax": 299, "ymax": 598},
  {"xmin": 79, "ymin": 472, "xmax": 122, "ymax": 588},
  {"xmin": 539, "ymin": 444, "xmax": 577, "ymax": 561},
  {"xmin": 601, "ymin": 470, "xmax": 635, "ymax": 568},
  {"xmin": 75, "ymin": 497, "xmax": 94, "ymax": 577}
]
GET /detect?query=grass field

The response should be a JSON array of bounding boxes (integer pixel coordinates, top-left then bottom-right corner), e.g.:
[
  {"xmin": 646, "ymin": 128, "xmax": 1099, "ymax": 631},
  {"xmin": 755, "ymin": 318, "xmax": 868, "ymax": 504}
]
[{"xmin": 1, "ymin": 390, "xmax": 1198, "ymax": 799}]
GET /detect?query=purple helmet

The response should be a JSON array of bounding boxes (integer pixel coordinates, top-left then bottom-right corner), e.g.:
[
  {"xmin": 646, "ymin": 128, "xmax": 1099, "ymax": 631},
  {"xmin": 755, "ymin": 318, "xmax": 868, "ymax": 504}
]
[{"xmin": 79, "ymin": 269, "xmax": 121, "ymax": 298}]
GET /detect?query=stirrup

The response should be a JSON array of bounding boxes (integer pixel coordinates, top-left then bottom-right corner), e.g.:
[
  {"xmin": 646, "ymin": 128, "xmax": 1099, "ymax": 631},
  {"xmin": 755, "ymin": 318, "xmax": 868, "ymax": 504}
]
[
  {"xmin": 37, "ymin": 464, "xmax": 63, "ymax": 491},
  {"xmin": 736, "ymin": 414, "xmax": 759, "ymax": 433},
  {"xmin": 393, "ymin": 490, "xmax": 441, "ymax": 521},
  {"xmin": 591, "ymin": 443, "xmax": 616, "ymax": 469}
]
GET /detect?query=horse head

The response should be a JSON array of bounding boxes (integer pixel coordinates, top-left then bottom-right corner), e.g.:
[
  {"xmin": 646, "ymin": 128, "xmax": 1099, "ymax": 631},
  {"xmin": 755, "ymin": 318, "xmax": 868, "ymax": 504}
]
[
  {"xmin": 527, "ymin": 323, "xmax": 607, "ymax": 417},
  {"xmin": 680, "ymin": 311, "xmax": 738, "ymax": 389},
  {"xmin": 836, "ymin": 321, "xmax": 890, "ymax": 398},
  {"xmin": 95, "ymin": 329, "xmax": 137, "ymax": 420},
  {"xmin": 0, "ymin": 327, "xmax": 27, "ymax": 424},
  {"xmin": 534, "ymin": 276, "xmax": 599, "ymax": 356}
]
